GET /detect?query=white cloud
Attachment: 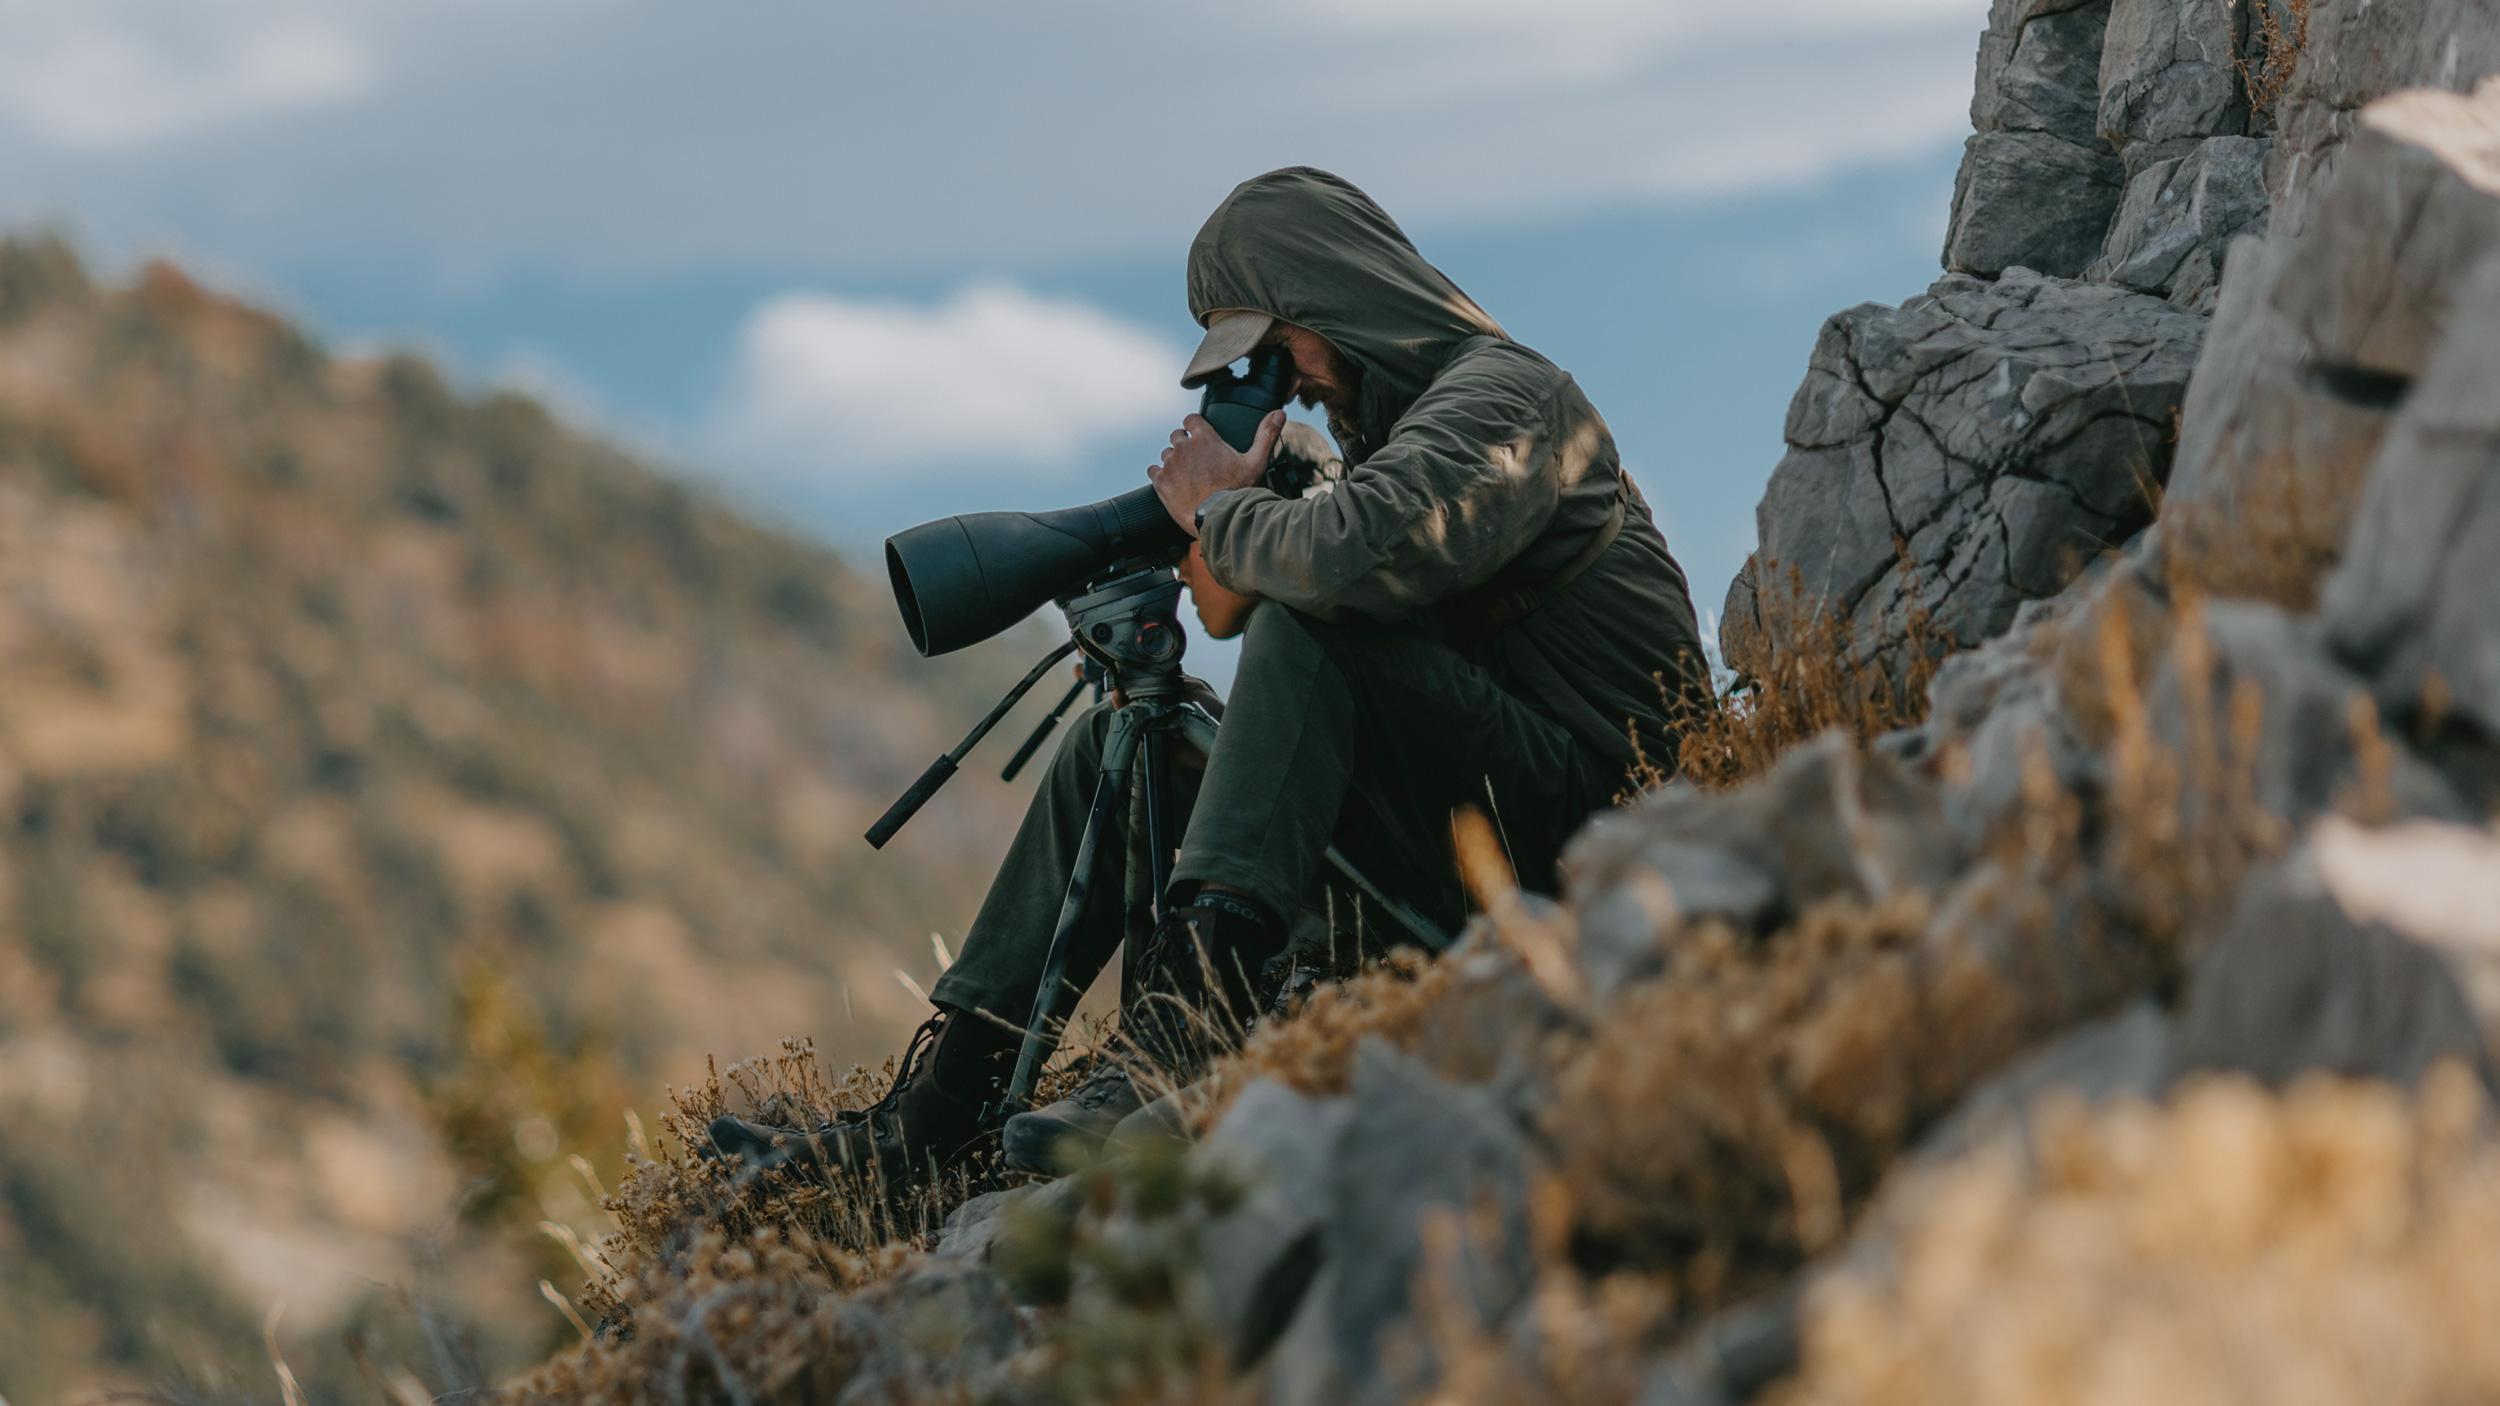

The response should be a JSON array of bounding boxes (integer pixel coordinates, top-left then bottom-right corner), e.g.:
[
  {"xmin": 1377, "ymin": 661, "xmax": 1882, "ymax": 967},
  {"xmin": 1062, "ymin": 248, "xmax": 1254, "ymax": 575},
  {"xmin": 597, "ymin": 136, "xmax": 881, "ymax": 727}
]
[
  {"xmin": 708, "ymin": 285, "xmax": 1190, "ymax": 481},
  {"xmin": 0, "ymin": 4, "xmax": 375, "ymax": 152}
]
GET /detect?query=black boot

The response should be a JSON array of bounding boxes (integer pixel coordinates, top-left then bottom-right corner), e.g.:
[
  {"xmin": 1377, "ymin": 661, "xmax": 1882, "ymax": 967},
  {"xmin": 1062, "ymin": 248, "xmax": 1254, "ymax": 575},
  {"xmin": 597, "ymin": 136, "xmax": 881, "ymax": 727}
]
[
  {"xmin": 1001, "ymin": 892, "xmax": 1284, "ymax": 1174},
  {"xmin": 706, "ymin": 1007, "xmax": 1017, "ymax": 1187}
]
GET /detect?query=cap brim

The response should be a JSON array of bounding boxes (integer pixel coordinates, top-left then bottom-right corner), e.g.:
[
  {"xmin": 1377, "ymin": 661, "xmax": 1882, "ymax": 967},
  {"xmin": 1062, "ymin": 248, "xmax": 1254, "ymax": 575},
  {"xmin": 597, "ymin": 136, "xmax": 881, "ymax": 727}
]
[{"xmin": 1180, "ymin": 309, "xmax": 1274, "ymax": 388}]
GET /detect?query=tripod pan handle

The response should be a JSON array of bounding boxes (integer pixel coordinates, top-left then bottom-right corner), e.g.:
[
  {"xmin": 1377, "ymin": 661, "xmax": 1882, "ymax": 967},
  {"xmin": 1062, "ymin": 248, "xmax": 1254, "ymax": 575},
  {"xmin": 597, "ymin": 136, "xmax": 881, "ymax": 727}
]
[{"xmin": 864, "ymin": 755, "xmax": 958, "ymax": 849}]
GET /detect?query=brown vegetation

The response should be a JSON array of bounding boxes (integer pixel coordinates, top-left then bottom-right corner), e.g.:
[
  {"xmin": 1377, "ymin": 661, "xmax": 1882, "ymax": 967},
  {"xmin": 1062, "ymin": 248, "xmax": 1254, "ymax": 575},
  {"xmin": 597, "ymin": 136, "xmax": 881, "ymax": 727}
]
[
  {"xmin": 2233, "ymin": 0, "xmax": 2312, "ymax": 115},
  {"xmin": 1777, "ymin": 1067, "xmax": 2500, "ymax": 1405},
  {"xmin": 1659, "ymin": 569, "xmax": 1940, "ymax": 793}
]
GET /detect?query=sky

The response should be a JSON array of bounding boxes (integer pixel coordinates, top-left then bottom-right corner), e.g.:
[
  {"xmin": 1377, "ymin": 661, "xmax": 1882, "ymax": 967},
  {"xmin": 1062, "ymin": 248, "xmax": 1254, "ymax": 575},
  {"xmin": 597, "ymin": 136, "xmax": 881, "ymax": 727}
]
[{"xmin": 0, "ymin": 0, "xmax": 1990, "ymax": 687}]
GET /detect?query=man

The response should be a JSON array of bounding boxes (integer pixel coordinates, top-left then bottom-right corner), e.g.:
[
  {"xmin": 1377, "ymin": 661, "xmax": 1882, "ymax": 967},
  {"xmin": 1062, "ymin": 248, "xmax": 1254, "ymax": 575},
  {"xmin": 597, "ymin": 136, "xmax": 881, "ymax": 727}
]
[{"xmin": 710, "ymin": 167, "xmax": 1706, "ymax": 1184}]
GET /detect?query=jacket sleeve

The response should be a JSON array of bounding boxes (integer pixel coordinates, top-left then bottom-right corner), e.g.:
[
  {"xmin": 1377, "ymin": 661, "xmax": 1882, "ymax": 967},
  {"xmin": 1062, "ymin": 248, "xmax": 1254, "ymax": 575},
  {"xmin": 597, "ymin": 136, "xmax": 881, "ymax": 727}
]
[{"xmin": 1197, "ymin": 345, "xmax": 1571, "ymax": 622}]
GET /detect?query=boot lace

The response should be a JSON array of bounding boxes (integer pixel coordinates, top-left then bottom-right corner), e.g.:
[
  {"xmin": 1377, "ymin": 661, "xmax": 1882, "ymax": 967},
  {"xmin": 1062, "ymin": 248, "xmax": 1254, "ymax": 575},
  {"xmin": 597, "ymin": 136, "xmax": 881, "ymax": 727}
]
[
  {"xmin": 837, "ymin": 1011, "xmax": 946, "ymax": 1129},
  {"xmin": 1068, "ymin": 1058, "xmax": 1136, "ymax": 1110}
]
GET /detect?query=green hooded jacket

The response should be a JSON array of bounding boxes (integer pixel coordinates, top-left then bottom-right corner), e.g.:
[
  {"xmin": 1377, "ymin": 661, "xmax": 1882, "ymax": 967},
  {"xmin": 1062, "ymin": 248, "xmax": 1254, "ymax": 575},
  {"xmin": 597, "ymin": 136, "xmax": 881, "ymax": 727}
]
[{"xmin": 1188, "ymin": 167, "xmax": 1707, "ymax": 769}]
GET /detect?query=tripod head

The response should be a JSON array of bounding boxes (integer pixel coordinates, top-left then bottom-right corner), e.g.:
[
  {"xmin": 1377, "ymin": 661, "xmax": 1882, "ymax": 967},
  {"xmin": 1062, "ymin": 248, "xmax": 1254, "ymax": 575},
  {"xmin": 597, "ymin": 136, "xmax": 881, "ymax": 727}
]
[
  {"xmin": 864, "ymin": 558, "xmax": 1195, "ymax": 848},
  {"xmin": 1064, "ymin": 564, "xmax": 1189, "ymax": 701}
]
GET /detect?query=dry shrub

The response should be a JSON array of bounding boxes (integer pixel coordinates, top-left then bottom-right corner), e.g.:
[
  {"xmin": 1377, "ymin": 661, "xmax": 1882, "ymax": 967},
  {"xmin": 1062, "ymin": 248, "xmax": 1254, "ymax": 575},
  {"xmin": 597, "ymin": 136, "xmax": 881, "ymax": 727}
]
[
  {"xmin": 557, "ymin": 1031, "xmax": 1102, "ymax": 1336},
  {"xmin": 1777, "ymin": 1066, "xmax": 2500, "ymax": 1405},
  {"xmin": 1666, "ymin": 567, "xmax": 1939, "ymax": 793},
  {"xmin": 1413, "ymin": 1182, "xmax": 1681, "ymax": 1406},
  {"xmin": 1183, "ymin": 948, "xmax": 1454, "ymax": 1131},
  {"xmin": 2231, "ymin": 0, "xmax": 2311, "ymax": 114},
  {"xmin": 505, "ymin": 1227, "xmax": 898, "ymax": 1404},
  {"xmin": 1540, "ymin": 893, "xmax": 2057, "ymax": 1320},
  {"xmin": 2093, "ymin": 592, "xmax": 2289, "ymax": 952},
  {"xmin": 2161, "ymin": 448, "xmax": 2361, "ymax": 611}
]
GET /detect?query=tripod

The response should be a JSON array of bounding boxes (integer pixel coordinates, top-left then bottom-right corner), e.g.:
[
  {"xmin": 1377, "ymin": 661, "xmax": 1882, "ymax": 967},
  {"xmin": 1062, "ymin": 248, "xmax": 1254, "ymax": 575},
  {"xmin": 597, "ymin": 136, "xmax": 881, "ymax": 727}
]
[{"xmin": 865, "ymin": 560, "xmax": 1447, "ymax": 1125}]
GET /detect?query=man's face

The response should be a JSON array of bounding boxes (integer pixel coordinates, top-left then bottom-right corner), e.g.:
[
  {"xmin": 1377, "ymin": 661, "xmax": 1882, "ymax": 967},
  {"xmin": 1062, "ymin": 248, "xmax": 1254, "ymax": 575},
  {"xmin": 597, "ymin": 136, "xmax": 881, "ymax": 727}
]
[{"xmin": 1267, "ymin": 322, "xmax": 1356, "ymax": 414}]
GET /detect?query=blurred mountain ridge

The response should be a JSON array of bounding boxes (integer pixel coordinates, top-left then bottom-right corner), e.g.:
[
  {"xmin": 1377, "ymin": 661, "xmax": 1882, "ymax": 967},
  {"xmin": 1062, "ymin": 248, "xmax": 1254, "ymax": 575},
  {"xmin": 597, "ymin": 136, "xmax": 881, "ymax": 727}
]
[{"xmin": 0, "ymin": 234, "xmax": 1031, "ymax": 1400}]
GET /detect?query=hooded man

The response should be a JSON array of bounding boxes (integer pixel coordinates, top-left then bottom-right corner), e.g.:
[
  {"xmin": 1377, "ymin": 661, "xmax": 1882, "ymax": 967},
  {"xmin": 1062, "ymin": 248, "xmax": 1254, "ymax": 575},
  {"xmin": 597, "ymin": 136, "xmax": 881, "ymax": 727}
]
[{"xmin": 709, "ymin": 168, "xmax": 1707, "ymax": 1186}]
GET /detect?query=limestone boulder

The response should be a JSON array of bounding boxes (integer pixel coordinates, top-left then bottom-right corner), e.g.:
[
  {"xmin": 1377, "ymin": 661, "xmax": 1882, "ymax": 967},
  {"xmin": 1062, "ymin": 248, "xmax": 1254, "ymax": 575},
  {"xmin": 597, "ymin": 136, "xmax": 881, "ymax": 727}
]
[
  {"xmin": 1948, "ymin": 0, "xmax": 2126, "ymax": 277},
  {"xmin": 2319, "ymin": 85, "xmax": 2500, "ymax": 764},
  {"xmin": 1722, "ymin": 271, "xmax": 2203, "ymax": 684},
  {"xmin": 2087, "ymin": 134, "xmax": 2271, "ymax": 309},
  {"xmin": 1566, "ymin": 733, "xmax": 1963, "ymax": 996},
  {"xmin": 2096, "ymin": 0, "xmax": 2254, "ymax": 170}
]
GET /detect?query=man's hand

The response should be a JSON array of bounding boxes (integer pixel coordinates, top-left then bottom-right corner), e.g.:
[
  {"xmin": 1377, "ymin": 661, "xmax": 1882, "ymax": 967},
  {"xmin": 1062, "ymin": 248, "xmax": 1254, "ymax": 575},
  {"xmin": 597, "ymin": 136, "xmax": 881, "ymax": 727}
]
[{"xmin": 1148, "ymin": 410, "xmax": 1283, "ymax": 536}]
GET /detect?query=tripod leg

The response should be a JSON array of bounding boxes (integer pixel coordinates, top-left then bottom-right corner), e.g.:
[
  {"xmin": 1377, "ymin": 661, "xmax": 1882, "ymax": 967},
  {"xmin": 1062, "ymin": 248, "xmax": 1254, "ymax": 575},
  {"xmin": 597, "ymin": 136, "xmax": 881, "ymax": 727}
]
[
  {"xmin": 1141, "ymin": 724, "xmax": 1174, "ymax": 920},
  {"xmin": 1172, "ymin": 707, "xmax": 1450, "ymax": 953},
  {"xmin": 1000, "ymin": 703, "xmax": 1148, "ymax": 1114}
]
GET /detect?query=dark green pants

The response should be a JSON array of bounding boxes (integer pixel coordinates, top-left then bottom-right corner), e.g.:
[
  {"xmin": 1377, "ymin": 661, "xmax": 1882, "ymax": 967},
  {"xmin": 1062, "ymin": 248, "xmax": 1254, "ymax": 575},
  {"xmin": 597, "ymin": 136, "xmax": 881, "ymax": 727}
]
[{"xmin": 927, "ymin": 606, "xmax": 1619, "ymax": 1026}]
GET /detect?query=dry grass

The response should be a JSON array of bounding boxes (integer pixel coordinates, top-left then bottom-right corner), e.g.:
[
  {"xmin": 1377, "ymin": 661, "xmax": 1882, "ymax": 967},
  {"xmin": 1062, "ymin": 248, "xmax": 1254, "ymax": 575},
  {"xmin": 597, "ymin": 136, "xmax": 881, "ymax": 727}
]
[
  {"xmin": 1776, "ymin": 1066, "xmax": 2500, "ymax": 1405},
  {"xmin": 1539, "ymin": 894, "xmax": 2067, "ymax": 1315},
  {"xmin": 2231, "ymin": 0, "xmax": 2311, "ymax": 115},
  {"xmin": 2161, "ymin": 448, "xmax": 2362, "ymax": 611},
  {"xmin": 1661, "ymin": 570, "xmax": 1940, "ymax": 793},
  {"xmin": 1179, "ymin": 949, "xmax": 1455, "ymax": 1133}
]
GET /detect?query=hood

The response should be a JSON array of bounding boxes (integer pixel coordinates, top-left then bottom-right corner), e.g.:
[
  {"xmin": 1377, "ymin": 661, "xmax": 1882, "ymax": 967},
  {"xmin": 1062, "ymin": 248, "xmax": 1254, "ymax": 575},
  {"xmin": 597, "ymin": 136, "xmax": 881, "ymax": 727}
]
[{"xmin": 1187, "ymin": 167, "xmax": 1506, "ymax": 460}]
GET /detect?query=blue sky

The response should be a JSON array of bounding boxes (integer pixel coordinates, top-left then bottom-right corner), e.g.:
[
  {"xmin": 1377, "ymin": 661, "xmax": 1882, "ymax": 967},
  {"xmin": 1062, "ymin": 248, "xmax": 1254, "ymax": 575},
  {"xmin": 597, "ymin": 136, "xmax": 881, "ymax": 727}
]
[{"xmin": 0, "ymin": 0, "xmax": 1989, "ymax": 685}]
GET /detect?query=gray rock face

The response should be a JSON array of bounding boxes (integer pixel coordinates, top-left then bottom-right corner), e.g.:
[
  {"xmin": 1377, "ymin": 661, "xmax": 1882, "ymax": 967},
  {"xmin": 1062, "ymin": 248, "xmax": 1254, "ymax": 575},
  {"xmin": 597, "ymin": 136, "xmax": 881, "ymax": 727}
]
[
  {"xmin": 2266, "ymin": 0, "xmax": 2500, "ymax": 239},
  {"xmin": 1949, "ymin": 0, "xmax": 2126, "ymax": 277},
  {"xmin": 2167, "ymin": 851, "xmax": 2497, "ymax": 1091},
  {"xmin": 1195, "ymin": 1079, "xmax": 1354, "ymax": 1370},
  {"xmin": 832, "ymin": 1260, "xmax": 1025, "ymax": 1405},
  {"xmin": 2096, "ymin": 0, "xmax": 2252, "ymax": 168},
  {"xmin": 2320, "ymin": 84, "xmax": 2500, "ymax": 757},
  {"xmin": 1566, "ymin": 733, "xmax": 1963, "ymax": 995},
  {"xmin": 1916, "ymin": 999, "xmax": 2172, "ymax": 1164},
  {"xmin": 1721, "ymin": 271, "xmax": 2204, "ymax": 684},
  {"xmin": 2170, "ymin": 75, "xmax": 2500, "ymax": 538},
  {"xmin": 1947, "ymin": 133, "xmax": 2128, "ymax": 281},
  {"xmin": 1263, "ymin": 1040, "xmax": 1539, "ymax": 1405},
  {"xmin": 2146, "ymin": 599, "xmax": 2468, "ymax": 827},
  {"xmin": 2088, "ymin": 134, "xmax": 2271, "ymax": 308}
]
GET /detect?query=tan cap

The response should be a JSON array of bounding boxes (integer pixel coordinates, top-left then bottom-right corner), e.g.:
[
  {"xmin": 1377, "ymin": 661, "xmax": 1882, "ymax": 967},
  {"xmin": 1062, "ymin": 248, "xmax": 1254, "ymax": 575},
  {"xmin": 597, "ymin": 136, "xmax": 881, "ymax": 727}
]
[{"xmin": 1180, "ymin": 308, "xmax": 1274, "ymax": 388}]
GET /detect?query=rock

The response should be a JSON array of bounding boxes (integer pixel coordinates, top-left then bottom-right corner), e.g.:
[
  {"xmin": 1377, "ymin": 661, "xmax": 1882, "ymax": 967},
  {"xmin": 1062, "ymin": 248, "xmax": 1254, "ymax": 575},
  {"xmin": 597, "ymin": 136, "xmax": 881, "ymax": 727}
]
[
  {"xmin": 2306, "ymin": 815, "xmax": 2500, "ymax": 1048},
  {"xmin": 1641, "ymin": 1286, "xmax": 1802, "ymax": 1406},
  {"xmin": 1945, "ymin": 132, "xmax": 2128, "ymax": 278},
  {"xmin": 2096, "ymin": 0, "xmax": 2252, "ymax": 168},
  {"xmin": 2168, "ymin": 66, "xmax": 2500, "ymax": 523},
  {"xmin": 2265, "ymin": 0, "xmax": 2500, "ymax": 240},
  {"xmin": 1566, "ymin": 734, "xmax": 1963, "ymax": 994},
  {"xmin": 2087, "ymin": 134, "xmax": 2271, "ymax": 308},
  {"xmin": 1283, "ymin": 1039, "xmax": 1539, "ymax": 1404},
  {"xmin": 1194, "ymin": 1079, "xmax": 1354, "ymax": 1370},
  {"xmin": 1725, "ymin": 271, "xmax": 2203, "ymax": 683},
  {"xmin": 832, "ymin": 1259, "xmax": 1024, "ymax": 1405},
  {"xmin": 2166, "ymin": 848, "xmax": 2497, "ymax": 1091},
  {"xmin": 1947, "ymin": 0, "xmax": 2127, "ymax": 277},
  {"xmin": 1398, "ymin": 937, "xmax": 1578, "ymax": 1093},
  {"xmin": 1913, "ymin": 998, "xmax": 2171, "ymax": 1164},
  {"xmin": 2319, "ymin": 88, "xmax": 2500, "ymax": 759},
  {"xmin": 932, "ymin": 1185, "xmax": 1033, "ymax": 1265},
  {"xmin": 2145, "ymin": 599, "xmax": 2468, "ymax": 827},
  {"xmin": 1972, "ymin": 0, "xmax": 2114, "ymax": 142}
]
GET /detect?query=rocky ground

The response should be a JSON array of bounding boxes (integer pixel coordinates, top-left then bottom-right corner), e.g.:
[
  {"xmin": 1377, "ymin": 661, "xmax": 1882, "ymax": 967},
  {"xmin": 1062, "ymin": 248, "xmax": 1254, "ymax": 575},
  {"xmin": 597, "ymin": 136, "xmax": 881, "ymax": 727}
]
[{"xmin": 519, "ymin": 1, "xmax": 2500, "ymax": 1401}]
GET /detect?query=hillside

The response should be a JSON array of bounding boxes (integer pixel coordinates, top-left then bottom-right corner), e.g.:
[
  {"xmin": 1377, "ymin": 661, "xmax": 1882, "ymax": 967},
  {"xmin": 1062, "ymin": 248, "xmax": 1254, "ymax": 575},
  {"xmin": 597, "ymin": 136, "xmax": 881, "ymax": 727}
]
[
  {"xmin": 514, "ymin": 1, "xmax": 2500, "ymax": 1404},
  {"xmin": 0, "ymin": 239, "xmax": 1043, "ymax": 1401}
]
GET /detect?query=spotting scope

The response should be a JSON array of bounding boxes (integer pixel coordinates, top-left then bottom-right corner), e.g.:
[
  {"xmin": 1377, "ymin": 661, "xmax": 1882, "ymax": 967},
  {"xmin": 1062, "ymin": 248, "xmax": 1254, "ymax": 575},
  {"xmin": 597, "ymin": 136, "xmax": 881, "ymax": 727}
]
[{"xmin": 884, "ymin": 346, "xmax": 1292, "ymax": 657}]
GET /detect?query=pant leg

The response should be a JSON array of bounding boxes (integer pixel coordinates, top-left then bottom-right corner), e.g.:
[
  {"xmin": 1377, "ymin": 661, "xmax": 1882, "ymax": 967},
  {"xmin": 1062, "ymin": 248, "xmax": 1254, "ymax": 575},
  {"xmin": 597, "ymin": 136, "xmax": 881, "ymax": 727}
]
[
  {"xmin": 1172, "ymin": 607, "xmax": 1617, "ymax": 936},
  {"xmin": 928, "ymin": 701, "xmax": 1137, "ymax": 1024}
]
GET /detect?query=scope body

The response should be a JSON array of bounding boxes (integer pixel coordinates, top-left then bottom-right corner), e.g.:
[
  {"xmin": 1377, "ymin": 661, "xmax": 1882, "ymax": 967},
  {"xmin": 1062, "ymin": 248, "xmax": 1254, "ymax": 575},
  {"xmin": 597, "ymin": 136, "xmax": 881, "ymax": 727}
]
[{"xmin": 884, "ymin": 347, "xmax": 1290, "ymax": 658}]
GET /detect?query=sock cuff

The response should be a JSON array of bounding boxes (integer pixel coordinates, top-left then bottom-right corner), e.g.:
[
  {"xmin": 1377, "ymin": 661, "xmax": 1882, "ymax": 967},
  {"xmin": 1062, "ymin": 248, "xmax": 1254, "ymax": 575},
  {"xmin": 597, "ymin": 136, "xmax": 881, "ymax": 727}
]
[{"xmin": 1186, "ymin": 889, "xmax": 1276, "ymax": 931}]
